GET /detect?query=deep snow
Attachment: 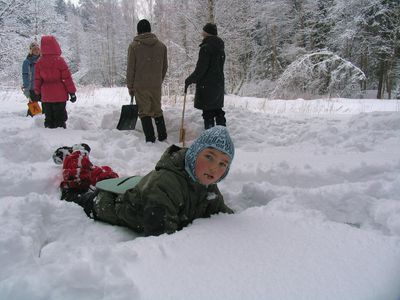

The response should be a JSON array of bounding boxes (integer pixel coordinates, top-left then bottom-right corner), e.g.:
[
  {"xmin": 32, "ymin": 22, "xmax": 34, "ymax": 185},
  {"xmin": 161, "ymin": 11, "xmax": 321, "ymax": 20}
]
[{"xmin": 0, "ymin": 87, "xmax": 399, "ymax": 300}]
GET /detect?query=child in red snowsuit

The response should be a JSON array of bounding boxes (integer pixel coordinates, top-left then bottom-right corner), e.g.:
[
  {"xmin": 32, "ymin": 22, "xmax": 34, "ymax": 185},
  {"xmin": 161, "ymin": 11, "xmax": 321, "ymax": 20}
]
[
  {"xmin": 53, "ymin": 144, "xmax": 118, "ymax": 215},
  {"xmin": 34, "ymin": 35, "xmax": 77, "ymax": 128}
]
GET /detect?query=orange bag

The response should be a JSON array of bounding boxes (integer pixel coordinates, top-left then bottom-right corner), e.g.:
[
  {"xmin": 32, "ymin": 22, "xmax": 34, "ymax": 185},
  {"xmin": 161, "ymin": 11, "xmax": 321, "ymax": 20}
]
[{"xmin": 27, "ymin": 101, "xmax": 42, "ymax": 116}]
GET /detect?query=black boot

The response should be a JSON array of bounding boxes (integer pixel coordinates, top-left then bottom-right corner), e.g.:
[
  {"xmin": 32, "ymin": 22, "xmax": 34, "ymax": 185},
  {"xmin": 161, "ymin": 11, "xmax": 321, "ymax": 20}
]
[
  {"xmin": 60, "ymin": 188, "xmax": 98, "ymax": 218},
  {"xmin": 154, "ymin": 116, "xmax": 167, "ymax": 141},
  {"xmin": 74, "ymin": 189, "xmax": 99, "ymax": 218},
  {"xmin": 44, "ymin": 119, "xmax": 55, "ymax": 128},
  {"xmin": 140, "ymin": 116, "xmax": 156, "ymax": 143},
  {"xmin": 215, "ymin": 112, "xmax": 226, "ymax": 126},
  {"xmin": 204, "ymin": 118, "xmax": 215, "ymax": 130}
]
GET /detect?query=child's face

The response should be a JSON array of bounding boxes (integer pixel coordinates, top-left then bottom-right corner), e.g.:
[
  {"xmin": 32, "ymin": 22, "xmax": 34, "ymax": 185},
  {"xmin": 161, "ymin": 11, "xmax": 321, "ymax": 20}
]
[
  {"xmin": 195, "ymin": 147, "xmax": 230, "ymax": 185},
  {"xmin": 31, "ymin": 46, "xmax": 40, "ymax": 56}
]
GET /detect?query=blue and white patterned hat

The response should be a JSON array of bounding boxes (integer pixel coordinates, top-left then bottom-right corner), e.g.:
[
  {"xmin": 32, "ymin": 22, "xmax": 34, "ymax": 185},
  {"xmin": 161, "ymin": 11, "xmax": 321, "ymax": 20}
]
[{"xmin": 185, "ymin": 126, "xmax": 234, "ymax": 184}]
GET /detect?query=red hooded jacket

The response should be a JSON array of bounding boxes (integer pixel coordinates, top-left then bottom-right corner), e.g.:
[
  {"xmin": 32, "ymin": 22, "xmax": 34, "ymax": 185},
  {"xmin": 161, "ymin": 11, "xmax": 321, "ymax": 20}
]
[{"xmin": 34, "ymin": 35, "xmax": 76, "ymax": 102}]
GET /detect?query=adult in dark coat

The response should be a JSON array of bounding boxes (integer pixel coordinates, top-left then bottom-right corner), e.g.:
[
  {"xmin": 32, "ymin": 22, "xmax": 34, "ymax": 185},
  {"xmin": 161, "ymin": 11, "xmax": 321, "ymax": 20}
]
[{"xmin": 185, "ymin": 23, "xmax": 227, "ymax": 129}]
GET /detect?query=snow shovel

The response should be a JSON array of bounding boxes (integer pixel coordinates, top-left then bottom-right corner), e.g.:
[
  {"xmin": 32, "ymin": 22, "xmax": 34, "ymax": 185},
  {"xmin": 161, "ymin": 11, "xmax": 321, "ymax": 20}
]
[
  {"xmin": 179, "ymin": 92, "xmax": 187, "ymax": 147},
  {"xmin": 117, "ymin": 96, "xmax": 138, "ymax": 130}
]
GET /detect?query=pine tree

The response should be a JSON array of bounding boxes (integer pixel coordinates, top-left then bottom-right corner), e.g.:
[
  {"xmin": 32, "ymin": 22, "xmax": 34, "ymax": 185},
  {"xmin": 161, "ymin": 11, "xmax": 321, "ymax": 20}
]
[{"xmin": 358, "ymin": 0, "xmax": 400, "ymax": 98}]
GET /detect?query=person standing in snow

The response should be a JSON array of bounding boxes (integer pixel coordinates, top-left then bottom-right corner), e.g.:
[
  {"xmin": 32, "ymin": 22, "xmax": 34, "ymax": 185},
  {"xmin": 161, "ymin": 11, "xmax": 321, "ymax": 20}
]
[
  {"xmin": 185, "ymin": 23, "xmax": 227, "ymax": 130},
  {"xmin": 62, "ymin": 126, "xmax": 235, "ymax": 237},
  {"xmin": 21, "ymin": 41, "xmax": 42, "ymax": 116},
  {"xmin": 34, "ymin": 35, "xmax": 76, "ymax": 129},
  {"xmin": 126, "ymin": 19, "xmax": 168, "ymax": 143}
]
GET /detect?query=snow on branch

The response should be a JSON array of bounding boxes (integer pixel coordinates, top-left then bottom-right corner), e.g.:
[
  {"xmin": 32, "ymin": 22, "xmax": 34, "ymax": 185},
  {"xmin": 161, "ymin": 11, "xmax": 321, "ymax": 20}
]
[
  {"xmin": 0, "ymin": 0, "xmax": 32, "ymax": 23},
  {"xmin": 271, "ymin": 51, "xmax": 366, "ymax": 99}
]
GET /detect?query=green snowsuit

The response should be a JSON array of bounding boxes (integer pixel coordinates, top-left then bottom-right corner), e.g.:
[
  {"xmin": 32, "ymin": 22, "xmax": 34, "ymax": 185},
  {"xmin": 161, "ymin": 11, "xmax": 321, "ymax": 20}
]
[{"xmin": 93, "ymin": 145, "xmax": 233, "ymax": 236}]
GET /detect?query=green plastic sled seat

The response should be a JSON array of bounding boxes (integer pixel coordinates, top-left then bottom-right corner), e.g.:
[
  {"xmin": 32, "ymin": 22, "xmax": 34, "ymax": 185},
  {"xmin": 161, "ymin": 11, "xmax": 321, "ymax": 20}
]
[{"xmin": 95, "ymin": 176, "xmax": 143, "ymax": 195}]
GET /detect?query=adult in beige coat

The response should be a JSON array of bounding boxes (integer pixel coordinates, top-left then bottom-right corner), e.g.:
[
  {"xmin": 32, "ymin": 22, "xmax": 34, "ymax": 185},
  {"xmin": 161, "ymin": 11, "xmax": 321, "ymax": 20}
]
[{"xmin": 127, "ymin": 19, "xmax": 168, "ymax": 142}]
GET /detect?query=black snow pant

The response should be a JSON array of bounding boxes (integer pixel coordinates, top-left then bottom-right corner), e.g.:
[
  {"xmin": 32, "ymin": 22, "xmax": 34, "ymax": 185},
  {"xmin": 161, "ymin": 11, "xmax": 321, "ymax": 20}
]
[
  {"xmin": 42, "ymin": 102, "xmax": 68, "ymax": 128},
  {"xmin": 202, "ymin": 108, "xmax": 226, "ymax": 129}
]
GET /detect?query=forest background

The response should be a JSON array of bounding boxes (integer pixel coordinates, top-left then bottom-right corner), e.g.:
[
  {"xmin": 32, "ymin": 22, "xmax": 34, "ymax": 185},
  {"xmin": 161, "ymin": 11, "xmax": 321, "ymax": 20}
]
[{"xmin": 1, "ymin": 0, "xmax": 399, "ymax": 100}]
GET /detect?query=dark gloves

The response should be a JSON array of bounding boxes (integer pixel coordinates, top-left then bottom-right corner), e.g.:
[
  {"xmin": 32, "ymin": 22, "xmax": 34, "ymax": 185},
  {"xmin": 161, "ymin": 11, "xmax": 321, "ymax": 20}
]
[
  {"xmin": 184, "ymin": 78, "xmax": 191, "ymax": 93},
  {"xmin": 69, "ymin": 93, "xmax": 77, "ymax": 103},
  {"xmin": 31, "ymin": 92, "xmax": 41, "ymax": 102},
  {"xmin": 128, "ymin": 89, "xmax": 134, "ymax": 97}
]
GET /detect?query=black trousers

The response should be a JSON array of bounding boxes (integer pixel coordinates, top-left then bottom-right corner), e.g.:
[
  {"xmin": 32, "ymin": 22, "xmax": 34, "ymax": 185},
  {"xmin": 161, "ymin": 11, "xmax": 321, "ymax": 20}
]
[
  {"xmin": 202, "ymin": 108, "xmax": 226, "ymax": 129},
  {"xmin": 42, "ymin": 102, "xmax": 68, "ymax": 128}
]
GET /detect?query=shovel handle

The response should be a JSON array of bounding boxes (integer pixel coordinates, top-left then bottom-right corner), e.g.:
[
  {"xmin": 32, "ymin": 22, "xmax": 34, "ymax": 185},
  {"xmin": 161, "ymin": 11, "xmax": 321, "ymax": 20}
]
[
  {"xmin": 179, "ymin": 93, "xmax": 187, "ymax": 147},
  {"xmin": 179, "ymin": 128, "xmax": 186, "ymax": 147}
]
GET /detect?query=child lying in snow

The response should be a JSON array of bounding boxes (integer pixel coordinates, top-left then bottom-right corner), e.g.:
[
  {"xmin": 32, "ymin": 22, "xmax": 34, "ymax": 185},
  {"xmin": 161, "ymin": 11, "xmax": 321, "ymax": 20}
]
[{"xmin": 55, "ymin": 126, "xmax": 235, "ymax": 236}]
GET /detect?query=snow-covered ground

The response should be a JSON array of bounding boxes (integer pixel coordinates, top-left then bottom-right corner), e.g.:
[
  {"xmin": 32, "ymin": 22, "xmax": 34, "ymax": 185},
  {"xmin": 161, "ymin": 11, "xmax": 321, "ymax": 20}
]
[{"xmin": 0, "ymin": 87, "xmax": 399, "ymax": 300}]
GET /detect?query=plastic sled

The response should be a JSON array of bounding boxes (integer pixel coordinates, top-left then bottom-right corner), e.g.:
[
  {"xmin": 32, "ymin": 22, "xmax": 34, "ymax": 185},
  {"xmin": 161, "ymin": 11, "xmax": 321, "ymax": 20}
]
[{"xmin": 96, "ymin": 176, "xmax": 143, "ymax": 195}]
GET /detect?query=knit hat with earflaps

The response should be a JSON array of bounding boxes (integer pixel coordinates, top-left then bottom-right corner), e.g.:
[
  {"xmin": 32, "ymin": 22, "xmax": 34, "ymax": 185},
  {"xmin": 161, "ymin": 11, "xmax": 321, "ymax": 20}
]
[{"xmin": 185, "ymin": 126, "xmax": 234, "ymax": 185}]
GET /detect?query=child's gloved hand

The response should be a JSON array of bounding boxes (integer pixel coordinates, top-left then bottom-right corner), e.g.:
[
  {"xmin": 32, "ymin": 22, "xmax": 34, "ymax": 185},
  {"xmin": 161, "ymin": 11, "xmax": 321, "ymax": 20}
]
[{"xmin": 69, "ymin": 93, "xmax": 77, "ymax": 103}]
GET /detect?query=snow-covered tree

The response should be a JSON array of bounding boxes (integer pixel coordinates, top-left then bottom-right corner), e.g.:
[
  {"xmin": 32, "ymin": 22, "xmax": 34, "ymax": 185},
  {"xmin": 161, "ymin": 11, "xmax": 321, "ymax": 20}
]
[
  {"xmin": 308, "ymin": 0, "xmax": 334, "ymax": 50},
  {"xmin": 215, "ymin": 0, "xmax": 255, "ymax": 94},
  {"xmin": 0, "ymin": 0, "xmax": 33, "ymax": 84},
  {"xmin": 153, "ymin": 0, "xmax": 191, "ymax": 97},
  {"xmin": 271, "ymin": 51, "xmax": 366, "ymax": 99},
  {"xmin": 74, "ymin": 0, "xmax": 138, "ymax": 86},
  {"xmin": 55, "ymin": 0, "xmax": 68, "ymax": 20},
  {"xmin": 357, "ymin": 0, "xmax": 400, "ymax": 98},
  {"xmin": 328, "ymin": 0, "xmax": 400, "ymax": 98},
  {"xmin": 0, "ymin": 0, "xmax": 73, "ymax": 85}
]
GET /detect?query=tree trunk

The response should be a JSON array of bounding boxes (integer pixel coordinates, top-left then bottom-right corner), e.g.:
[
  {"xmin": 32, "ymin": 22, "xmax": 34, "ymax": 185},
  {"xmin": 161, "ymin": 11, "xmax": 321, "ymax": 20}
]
[
  {"xmin": 106, "ymin": 24, "xmax": 112, "ymax": 87},
  {"xmin": 385, "ymin": 53, "xmax": 397, "ymax": 100},
  {"xmin": 376, "ymin": 62, "xmax": 385, "ymax": 99},
  {"xmin": 271, "ymin": 25, "xmax": 278, "ymax": 80},
  {"xmin": 360, "ymin": 50, "xmax": 368, "ymax": 91},
  {"xmin": 208, "ymin": 0, "xmax": 215, "ymax": 23}
]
